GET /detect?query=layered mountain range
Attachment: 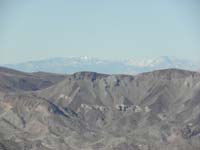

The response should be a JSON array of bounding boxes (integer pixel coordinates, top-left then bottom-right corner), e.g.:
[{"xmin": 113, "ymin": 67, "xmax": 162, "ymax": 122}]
[
  {"xmin": 0, "ymin": 67, "xmax": 200, "ymax": 150},
  {"xmin": 3, "ymin": 56, "xmax": 200, "ymax": 74}
]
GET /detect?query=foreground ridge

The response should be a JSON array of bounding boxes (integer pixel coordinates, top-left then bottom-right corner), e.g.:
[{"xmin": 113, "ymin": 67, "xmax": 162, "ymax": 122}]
[{"xmin": 0, "ymin": 67, "xmax": 200, "ymax": 150}]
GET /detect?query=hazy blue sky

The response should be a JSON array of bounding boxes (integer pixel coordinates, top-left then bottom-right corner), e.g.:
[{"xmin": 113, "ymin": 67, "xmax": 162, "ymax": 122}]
[{"xmin": 0, "ymin": 0, "xmax": 200, "ymax": 64}]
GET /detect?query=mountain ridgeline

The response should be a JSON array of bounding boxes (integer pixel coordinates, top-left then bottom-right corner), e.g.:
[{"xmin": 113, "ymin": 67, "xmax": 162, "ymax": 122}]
[
  {"xmin": 0, "ymin": 67, "xmax": 200, "ymax": 150},
  {"xmin": 4, "ymin": 56, "xmax": 200, "ymax": 74}
]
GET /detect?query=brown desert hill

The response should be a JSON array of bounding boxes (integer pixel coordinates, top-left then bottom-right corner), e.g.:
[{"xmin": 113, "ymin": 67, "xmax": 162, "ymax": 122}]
[
  {"xmin": 0, "ymin": 66, "xmax": 66, "ymax": 92},
  {"xmin": 0, "ymin": 68, "xmax": 200, "ymax": 149}
]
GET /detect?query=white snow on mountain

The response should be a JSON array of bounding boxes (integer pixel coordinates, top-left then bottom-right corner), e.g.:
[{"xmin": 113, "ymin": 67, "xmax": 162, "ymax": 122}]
[
  {"xmin": 2, "ymin": 56, "xmax": 200, "ymax": 74},
  {"xmin": 125, "ymin": 56, "xmax": 198, "ymax": 69}
]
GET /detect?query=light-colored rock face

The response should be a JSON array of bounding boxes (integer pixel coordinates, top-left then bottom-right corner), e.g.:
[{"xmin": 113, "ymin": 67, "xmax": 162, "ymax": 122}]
[
  {"xmin": 144, "ymin": 106, "xmax": 151, "ymax": 113},
  {"xmin": 0, "ymin": 68, "xmax": 200, "ymax": 150},
  {"xmin": 0, "ymin": 102, "xmax": 13, "ymax": 111}
]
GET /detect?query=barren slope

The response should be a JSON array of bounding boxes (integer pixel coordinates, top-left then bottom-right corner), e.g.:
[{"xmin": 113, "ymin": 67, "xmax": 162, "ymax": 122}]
[
  {"xmin": 0, "ymin": 68, "xmax": 200, "ymax": 150},
  {"xmin": 0, "ymin": 67, "xmax": 66, "ymax": 92}
]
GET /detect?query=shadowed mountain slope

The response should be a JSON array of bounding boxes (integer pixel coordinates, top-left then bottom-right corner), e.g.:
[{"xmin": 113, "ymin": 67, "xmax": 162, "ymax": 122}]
[{"xmin": 0, "ymin": 66, "xmax": 66, "ymax": 92}]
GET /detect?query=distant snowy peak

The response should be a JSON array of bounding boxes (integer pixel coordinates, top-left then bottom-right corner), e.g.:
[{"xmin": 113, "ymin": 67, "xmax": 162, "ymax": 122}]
[
  {"xmin": 125, "ymin": 57, "xmax": 164, "ymax": 67},
  {"xmin": 3, "ymin": 56, "xmax": 200, "ymax": 74},
  {"xmin": 126, "ymin": 56, "xmax": 199, "ymax": 69}
]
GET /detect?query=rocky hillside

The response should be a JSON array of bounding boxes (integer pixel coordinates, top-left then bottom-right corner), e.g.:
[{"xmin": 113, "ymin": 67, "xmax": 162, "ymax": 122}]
[
  {"xmin": 0, "ymin": 67, "xmax": 200, "ymax": 150},
  {"xmin": 0, "ymin": 67, "xmax": 66, "ymax": 92}
]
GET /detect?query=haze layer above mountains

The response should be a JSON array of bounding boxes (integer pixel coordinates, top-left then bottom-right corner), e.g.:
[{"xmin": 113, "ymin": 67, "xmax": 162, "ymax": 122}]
[
  {"xmin": 3, "ymin": 56, "xmax": 200, "ymax": 74},
  {"xmin": 0, "ymin": 66, "xmax": 200, "ymax": 150}
]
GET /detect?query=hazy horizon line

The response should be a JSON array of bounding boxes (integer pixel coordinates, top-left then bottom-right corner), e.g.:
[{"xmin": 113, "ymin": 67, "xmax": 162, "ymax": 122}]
[{"xmin": 1, "ymin": 55, "xmax": 199, "ymax": 65}]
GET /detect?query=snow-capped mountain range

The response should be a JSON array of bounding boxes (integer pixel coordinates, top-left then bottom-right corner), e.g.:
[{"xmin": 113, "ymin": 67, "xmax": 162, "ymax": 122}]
[{"xmin": 2, "ymin": 56, "xmax": 200, "ymax": 74}]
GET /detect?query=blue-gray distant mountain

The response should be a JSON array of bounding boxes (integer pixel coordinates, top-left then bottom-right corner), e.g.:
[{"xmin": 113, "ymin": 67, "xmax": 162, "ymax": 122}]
[{"xmin": 3, "ymin": 56, "xmax": 200, "ymax": 74}]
